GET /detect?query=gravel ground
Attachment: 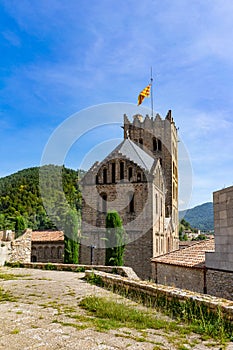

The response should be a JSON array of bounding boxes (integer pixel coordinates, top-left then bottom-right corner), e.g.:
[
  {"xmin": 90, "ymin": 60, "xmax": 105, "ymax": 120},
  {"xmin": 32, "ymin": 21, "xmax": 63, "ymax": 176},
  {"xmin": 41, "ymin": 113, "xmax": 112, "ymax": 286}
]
[{"xmin": 0, "ymin": 267, "xmax": 232, "ymax": 350}]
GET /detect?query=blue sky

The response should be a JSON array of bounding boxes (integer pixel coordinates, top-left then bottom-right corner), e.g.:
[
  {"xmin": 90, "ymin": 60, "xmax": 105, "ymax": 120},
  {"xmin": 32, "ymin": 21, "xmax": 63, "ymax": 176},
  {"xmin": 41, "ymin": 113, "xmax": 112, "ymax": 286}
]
[{"xmin": 0, "ymin": 0, "xmax": 233, "ymax": 210}]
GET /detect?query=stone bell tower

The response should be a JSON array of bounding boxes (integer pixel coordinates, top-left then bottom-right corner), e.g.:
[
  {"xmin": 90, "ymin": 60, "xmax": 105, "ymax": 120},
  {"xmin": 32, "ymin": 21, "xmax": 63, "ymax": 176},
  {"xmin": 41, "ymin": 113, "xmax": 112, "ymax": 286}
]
[{"xmin": 123, "ymin": 110, "xmax": 179, "ymax": 240}]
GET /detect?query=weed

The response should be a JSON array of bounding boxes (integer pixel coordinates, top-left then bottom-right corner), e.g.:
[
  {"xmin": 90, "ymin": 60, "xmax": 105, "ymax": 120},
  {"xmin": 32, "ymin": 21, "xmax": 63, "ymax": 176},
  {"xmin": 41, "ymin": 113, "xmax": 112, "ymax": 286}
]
[
  {"xmin": 10, "ymin": 328, "xmax": 20, "ymax": 334},
  {"xmin": 44, "ymin": 263, "xmax": 56, "ymax": 270},
  {"xmin": 0, "ymin": 287, "xmax": 17, "ymax": 302}
]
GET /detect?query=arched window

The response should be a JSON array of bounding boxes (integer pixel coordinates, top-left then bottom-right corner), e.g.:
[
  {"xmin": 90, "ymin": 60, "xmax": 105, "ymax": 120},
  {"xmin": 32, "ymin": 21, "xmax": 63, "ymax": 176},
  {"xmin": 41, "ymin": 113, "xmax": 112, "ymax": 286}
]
[
  {"xmin": 103, "ymin": 168, "xmax": 107, "ymax": 184},
  {"xmin": 111, "ymin": 162, "xmax": 115, "ymax": 183},
  {"xmin": 128, "ymin": 167, "xmax": 133, "ymax": 181},
  {"xmin": 158, "ymin": 139, "xmax": 162, "ymax": 151},
  {"xmin": 128, "ymin": 192, "xmax": 134, "ymax": 213},
  {"xmin": 153, "ymin": 138, "xmax": 162, "ymax": 151},
  {"xmin": 120, "ymin": 162, "xmax": 124, "ymax": 180},
  {"xmin": 57, "ymin": 246, "xmax": 63, "ymax": 259},
  {"xmin": 137, "ymin": 172, "xmax": 141, "ymax": 182}
]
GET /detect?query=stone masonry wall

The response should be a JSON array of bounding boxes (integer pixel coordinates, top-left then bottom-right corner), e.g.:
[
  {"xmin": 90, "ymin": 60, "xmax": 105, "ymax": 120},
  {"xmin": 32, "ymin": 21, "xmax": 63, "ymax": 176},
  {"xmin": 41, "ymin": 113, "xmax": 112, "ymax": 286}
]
[
  {"xmin": 206, "ymin": 186, "xmax": 233, "ymax": 271},
  {"xmin": 153, "ymin": 263, "xmax": 205, "ymax": 294},
  {"xmin": 206, "ymin": 269, "xmax": 233, "ymax": 301},
  {"xmin": 85, "ymin": 270, "xmax": 233, "ymax": 323},
  {"xmin": 8, "ymin": 229, "xmax": 32, "ymax": 263}
]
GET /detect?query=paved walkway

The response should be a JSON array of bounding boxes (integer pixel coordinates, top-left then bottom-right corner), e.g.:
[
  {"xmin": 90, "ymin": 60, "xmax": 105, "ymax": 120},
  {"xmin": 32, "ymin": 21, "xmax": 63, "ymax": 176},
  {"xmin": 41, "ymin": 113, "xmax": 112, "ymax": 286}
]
[{"xmin": 0, "ymin": 267, "xmax": 232, "ymax": 350}]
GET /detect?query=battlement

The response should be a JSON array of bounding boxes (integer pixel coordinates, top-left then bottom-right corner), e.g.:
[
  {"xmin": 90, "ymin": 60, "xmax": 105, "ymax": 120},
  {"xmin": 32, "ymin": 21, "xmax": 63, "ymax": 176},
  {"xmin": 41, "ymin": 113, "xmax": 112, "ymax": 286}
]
[{"xmin": 123, "ymin": 110, "xmax": 177, "ymax": 131}]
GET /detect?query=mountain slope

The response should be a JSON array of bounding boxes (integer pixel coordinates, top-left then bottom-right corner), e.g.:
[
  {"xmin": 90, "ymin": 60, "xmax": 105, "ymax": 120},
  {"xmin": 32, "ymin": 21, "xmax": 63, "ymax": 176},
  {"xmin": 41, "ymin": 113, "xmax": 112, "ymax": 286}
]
[
  {"xmin": 0, "ymin": 165, "xmax": 82, "ymax": 231},
  {"xmin": 179, "ymin": 202, "xmax": 214, "ymax": 231}
]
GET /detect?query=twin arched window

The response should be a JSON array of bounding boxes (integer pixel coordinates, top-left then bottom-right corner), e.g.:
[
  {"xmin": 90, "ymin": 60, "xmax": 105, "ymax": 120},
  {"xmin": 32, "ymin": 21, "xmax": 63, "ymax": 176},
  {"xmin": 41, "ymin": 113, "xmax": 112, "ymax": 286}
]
[{"xmin": 153, "ymin": 138, "xmax": 162, "ymax": 152}]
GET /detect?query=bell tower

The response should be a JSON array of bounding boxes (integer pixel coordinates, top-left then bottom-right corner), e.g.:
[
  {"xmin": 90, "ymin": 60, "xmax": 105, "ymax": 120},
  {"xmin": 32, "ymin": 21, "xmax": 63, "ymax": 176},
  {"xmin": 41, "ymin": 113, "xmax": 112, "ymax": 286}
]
[{"xmin": 123, "ymin": 111, "xmax": 179, "ymax": 242}]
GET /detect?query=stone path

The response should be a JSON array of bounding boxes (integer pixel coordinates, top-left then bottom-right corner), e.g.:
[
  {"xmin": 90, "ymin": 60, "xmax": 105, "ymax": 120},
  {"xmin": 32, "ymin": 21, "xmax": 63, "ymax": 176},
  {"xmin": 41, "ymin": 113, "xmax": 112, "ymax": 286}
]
[{"xmin": 0, "ymin": 267, "xmax": 232, "ymax": 350}]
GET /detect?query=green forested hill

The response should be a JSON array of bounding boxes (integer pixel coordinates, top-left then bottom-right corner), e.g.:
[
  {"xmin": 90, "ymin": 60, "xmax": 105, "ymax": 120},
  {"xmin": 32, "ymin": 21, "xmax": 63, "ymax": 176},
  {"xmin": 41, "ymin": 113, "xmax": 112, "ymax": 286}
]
[
  {"xmin": 179, "ymin": 202, "xmax": 214, "ymax": 231},
  {"xmin": 0, "ymin": 165, "xmax": 82, "ymax": 231}
]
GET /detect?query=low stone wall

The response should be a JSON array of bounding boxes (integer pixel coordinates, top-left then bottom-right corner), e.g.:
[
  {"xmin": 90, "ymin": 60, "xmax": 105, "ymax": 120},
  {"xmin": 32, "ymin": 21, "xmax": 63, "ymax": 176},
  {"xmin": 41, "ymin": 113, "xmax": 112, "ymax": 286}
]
[
  {"xmin": 207, "ymin": 269, "xmax": 233, "ymax": 301},
  {"xmin": 6, "ymin": 262, "xmax": 139, "ymax": 280},
  {"xmin": 85, "ymin": 270, "xmax": 233, "ymax": 324}
]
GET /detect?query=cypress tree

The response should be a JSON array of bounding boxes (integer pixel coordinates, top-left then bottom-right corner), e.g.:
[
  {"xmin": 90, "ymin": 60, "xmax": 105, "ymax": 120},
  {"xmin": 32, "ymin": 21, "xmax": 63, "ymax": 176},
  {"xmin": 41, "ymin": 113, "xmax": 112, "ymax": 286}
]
[{"xmin": 105, "ymin": 211, "xmax": 125, "ymax": 266}]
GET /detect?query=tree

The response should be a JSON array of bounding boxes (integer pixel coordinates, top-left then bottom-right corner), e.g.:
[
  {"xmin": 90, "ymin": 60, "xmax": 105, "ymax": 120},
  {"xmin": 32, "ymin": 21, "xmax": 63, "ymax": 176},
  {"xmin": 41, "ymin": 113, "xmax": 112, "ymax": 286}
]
[
  {"xmin": 15, "ymin": 215, "xmax": 27, "ymax": 238},
  {"xmin": 105, "ymin": 211, "xmax": 125, "ymax": 266},
  {"xmin": 63, "ymin": 209, "xmax": 80, "ymax": 264}
]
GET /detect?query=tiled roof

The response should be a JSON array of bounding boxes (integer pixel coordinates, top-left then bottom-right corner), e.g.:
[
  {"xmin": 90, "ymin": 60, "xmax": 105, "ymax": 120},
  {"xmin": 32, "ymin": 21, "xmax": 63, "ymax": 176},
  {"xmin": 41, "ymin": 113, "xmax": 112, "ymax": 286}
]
[
  {"xmin": 151, "ymin": 238, "xmax": 215, "ymax": 268},
  {"xmin": 31, "ymin": 231, "xmax": 64, "ymax": 242}
]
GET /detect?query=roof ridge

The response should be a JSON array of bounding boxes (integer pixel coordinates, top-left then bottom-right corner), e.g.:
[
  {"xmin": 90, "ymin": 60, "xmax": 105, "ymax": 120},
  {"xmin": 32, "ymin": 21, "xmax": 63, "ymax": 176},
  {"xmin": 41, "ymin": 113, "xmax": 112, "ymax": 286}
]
[{"xmin": 126, "ymin": 139, "xmax": 149, "ymax": 170}]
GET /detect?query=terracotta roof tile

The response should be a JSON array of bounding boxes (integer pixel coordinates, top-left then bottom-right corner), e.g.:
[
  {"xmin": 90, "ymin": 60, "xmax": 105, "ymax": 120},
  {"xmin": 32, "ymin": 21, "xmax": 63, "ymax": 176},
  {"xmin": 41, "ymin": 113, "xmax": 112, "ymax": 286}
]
[
  {"xmin": 151, "ymin": 238, "xmax": 215, "ymax": 268},
  {"xmin": 31, "ymin": 231, "xmax": 64, "ymax": 242}
]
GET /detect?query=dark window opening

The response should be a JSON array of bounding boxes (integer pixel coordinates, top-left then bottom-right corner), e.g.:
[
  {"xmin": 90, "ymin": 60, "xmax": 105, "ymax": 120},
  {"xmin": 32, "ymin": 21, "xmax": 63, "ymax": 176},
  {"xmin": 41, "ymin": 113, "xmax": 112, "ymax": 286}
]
[
  {"xmin": 158, "ymin": 139, "xmax": 162, "ymax": 151},
  {"xmin": 129, "ymin": 192, "xmax": 134, "ymax": 213},
  {"xmin": 103, "ymin": 168, "xmax": 107, "ymax": 184},
  {"xmin": 153, "ymin": 137, "xmax": 162, "ymax": 151},
  {"xmin": 120, "ymin": 162, "xmax": 124, "ymax": 180},
  {"xmin": 128, "ymin": 167, "xmax": 133, "ymax": 181},
  {"xmin": 96, "ymin": 175, "xmax": 99, "ymax": 184},
  {"xmin": 111, "ymin": 162, "xmax": 115, "ymax": 183},
  {"xmin": 139, "ymin": 138, "xmax": 143, "ymax": 147}
]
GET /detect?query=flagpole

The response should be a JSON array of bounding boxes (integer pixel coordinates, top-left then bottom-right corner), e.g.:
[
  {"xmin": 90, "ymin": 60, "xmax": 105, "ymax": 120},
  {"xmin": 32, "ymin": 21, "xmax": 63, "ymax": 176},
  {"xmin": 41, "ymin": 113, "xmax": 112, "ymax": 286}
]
[{"xmin": 150, "ymin": 67, "xmax": 154, "ymax": 117}]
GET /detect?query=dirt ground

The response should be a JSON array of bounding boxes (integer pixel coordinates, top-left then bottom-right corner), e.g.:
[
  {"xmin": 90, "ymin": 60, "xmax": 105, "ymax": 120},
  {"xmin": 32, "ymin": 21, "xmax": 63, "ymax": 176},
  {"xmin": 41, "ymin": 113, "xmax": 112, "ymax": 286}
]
[{"xmin": 0, "ymin": 267, "xmax": 232, "ymax": 350}]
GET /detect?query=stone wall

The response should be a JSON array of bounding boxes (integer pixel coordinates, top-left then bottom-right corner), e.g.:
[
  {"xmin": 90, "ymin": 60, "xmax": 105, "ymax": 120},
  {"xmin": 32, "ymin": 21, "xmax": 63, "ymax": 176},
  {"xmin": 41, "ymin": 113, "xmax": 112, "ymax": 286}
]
[
  {"xmin": 85, "ymin": 270, "xmax": 233, "ymax": 323},
  {"xmin": 206, "ymin": 269, "xmax": 233, "ymax": 301},
  {"xmin": 152, "ymin": 263, "xmax": 205, "ymax": 294},
  {"xmin": 206, "ymin": 186, "xmax": 233, "ymax": 271},
  {"xmin": 7, "ymin": 229, "xmax": 32, "ymax": 263},
  {"xmin": 31, "ymin": 242, "xmax": 64, "ymax": 263}
]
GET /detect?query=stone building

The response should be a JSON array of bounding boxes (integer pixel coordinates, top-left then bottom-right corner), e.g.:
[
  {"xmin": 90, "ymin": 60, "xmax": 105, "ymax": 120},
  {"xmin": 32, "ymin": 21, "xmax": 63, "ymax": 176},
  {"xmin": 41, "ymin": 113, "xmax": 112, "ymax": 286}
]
[
  {"xmin": 152, "ymin": 185, "xmax": 233, "ymax": 300},
  {"xmin": 205, "ymin": 186, "xmax": 233, "ymax": 300},
  {"xmin": 80, "ymin": 112, "xmax": 179, "ymax": 279},
  {"xmin": 31, "ymin": 230, "xmax": 64, "ymax": 263},
  {"xmin": 151, "ymin": 238, "xmax": 215, "ymax": 294}
]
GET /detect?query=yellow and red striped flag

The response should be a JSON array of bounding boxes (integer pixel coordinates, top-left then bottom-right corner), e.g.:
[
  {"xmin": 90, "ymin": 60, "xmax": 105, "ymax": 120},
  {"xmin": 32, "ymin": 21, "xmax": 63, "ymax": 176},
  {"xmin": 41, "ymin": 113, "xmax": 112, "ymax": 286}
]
[{"xmin": 137, "ymin": 84, "xmax": 151, "ymax": 105}]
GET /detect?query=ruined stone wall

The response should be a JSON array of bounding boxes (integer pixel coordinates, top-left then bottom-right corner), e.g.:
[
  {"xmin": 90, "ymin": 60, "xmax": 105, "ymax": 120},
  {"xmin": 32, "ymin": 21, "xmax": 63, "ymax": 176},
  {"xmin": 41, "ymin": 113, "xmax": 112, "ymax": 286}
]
[
  {"xmin": 152, "ymin": 263, "xmax": 205, "ymax": 294},
  {"xmin": 8, "ymin": 229, "xmax": 32, "ymax": 263}
]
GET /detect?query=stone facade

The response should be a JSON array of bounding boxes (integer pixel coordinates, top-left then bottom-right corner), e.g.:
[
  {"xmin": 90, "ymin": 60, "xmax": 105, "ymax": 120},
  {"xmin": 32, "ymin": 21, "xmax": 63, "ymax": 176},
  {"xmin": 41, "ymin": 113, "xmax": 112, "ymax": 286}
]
[
  {"xmin": 153, "ymin": 264, "xmax": 205, "ymax": 294},
  {"xmin": 206, "ymin": 269, "xmax": 233, "ymax": 301},
  {"xmin": 206, "ymin": 186, "xmax": 233, "ymax": 271},
  {"xmin": 205, "ymin": 185, "xmax": 233, "ymax": 300},
  {"xmin": 31, "ymin": 231, "xmax": 64, "ymax": 263},
  {"xmin": 80, "ymin": 113, "xmax": 179, "ymax": 279}
]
